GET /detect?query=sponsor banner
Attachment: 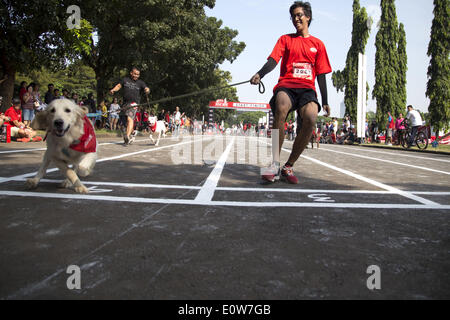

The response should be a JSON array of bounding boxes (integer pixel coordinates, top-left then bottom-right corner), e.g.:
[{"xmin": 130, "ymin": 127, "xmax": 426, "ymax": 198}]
[{"xmin": 209, "ymin": 100, "xmax": 271, "ymax": 111}]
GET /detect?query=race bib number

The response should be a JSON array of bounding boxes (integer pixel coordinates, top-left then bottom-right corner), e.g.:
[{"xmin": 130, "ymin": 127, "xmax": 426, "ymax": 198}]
[{"xmin": 293, "ymin": 63, "xmax": 313, "ymax": 80}]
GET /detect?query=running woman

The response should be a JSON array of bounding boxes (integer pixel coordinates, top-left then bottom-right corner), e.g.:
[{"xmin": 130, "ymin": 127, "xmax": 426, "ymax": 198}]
[
  {"xmin": 110, "ymin": 67, "xmax": 150, "ymax": 145},
  {"xmin": 250, "ymin": 1, "xmax": 331, "ymax": 184}
]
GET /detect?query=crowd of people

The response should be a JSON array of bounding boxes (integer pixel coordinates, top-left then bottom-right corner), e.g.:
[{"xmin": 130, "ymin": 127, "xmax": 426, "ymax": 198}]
[{"xmin": 0, "ymin": 75, "xmax": 425, "ymax": 148}]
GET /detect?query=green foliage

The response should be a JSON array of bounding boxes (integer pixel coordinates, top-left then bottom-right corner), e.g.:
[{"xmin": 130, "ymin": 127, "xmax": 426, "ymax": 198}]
[
  {"xmin": 236, "ymin": 111, "xmax": 267, "ymax": 125},
  {"xmin": 15, "ymin": 61, "xmax": 97, "ymax": 100},
  {"xmin": 373, "ymin": 0, "xmax": 407, "ymax": 130},
  {"xmin": 426, "ymin": 0, "xmax": 450, "ymax": 132},
  {"xmin": 0, "ymin": 0, "xmax": 93, "ymax": 110},
  {"xmin": 79, "ymin": 0, "xmax": 245, "ymax": 114},
  {"xmin": 331, "ymin": 0, "xmax": 371, "ymax": 123}
]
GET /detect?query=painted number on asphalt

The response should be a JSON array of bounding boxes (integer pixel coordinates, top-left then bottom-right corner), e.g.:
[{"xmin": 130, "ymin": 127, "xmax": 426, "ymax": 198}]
[
  {"xmin": 308, "ymin": 194, "xmax": 335, "ymax": 203},
  {"xmin": 87, "ymin": 186, "xmax": 113, "ymax": 193}
]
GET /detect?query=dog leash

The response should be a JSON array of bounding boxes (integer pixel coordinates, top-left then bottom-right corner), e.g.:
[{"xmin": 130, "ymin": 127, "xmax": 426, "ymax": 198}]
[{"xmin": 136, "ymin": 80, "xmax": 265, "ymax": 108}]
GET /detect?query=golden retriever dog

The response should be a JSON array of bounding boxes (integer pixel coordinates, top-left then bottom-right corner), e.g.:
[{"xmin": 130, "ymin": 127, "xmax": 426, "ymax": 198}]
[{"xmin": 26, "ymin": 99, "xmax": 97, "ymax": 193}]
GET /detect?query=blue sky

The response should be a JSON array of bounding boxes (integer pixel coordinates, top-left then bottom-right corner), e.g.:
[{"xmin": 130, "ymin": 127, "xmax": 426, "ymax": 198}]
[{"xmin": 206, "ymin": 0, "xmax": 434, "ymax": 117}]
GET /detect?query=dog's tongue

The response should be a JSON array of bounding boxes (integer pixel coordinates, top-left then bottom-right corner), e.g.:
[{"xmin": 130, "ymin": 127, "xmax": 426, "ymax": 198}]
[{"xmin": 55, "ymin": 126, "xmax": 69, "ymax": 137}]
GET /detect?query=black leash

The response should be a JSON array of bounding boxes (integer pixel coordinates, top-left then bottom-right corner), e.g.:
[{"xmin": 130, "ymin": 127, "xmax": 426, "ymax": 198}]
[{"xmin": 136, "ymin": 80, "xmax": 265, "ymax": 108}]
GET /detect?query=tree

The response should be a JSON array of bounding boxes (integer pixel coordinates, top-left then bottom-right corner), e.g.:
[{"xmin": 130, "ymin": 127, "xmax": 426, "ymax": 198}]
[
  {"xmin": 0, "ymin": 0, "xmax": 92, "ymax": 111},
  {"xmin": 331, "ymin": 0, "xmax": 371, "ymax": 123},
  {"xmin": 373, "ymin": 0, "xmax": 406, "ymax": 130},
  {"xmin": 79, "ymin": 0, "xmax": 245, "ymax": 114},
  {"xmin": 397, "ymin": 23, "xmax": 407, "ymax": 112},
  {"xmin": 15, "ymin": 61, "xmax": 96, "ymax": 99},
  {"xmin": 426, "ymin": 0, "xmax": 450, "ymax": 133}
]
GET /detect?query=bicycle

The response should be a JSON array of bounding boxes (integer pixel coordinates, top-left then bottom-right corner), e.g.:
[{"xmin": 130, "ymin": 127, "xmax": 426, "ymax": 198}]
[{"xmin": 399, "ymin": 120, "xmax": 429, "ymax": 150}]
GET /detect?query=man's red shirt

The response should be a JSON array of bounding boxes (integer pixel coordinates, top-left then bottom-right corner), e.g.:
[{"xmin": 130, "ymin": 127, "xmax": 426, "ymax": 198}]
[{"xmin": 4, "ymin": 106, "xmax": 22, "ymax": 126}]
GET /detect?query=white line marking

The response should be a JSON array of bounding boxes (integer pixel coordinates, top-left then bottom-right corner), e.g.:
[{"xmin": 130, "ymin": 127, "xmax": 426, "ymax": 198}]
[
  {"xmin": 8, "ymin": 178, "xmax": 202, "ymax": 190},
  {"xmin": 0, "ymin": 139, "xmax": 152, "ymax": 154},
  {"xmin": 266, "ymin": 141, "xmax": 441, "ymax": 206},
  {"xmin": 0, "ymin": 147, "xmax": 47, "ymax": 154},
  {"xmin": 5, "ymin": 178, "xmax": 449, "ymax": 196},
  {"xmin": 411, "ymin": 191, "xmax": 450, "ymax": 195},
  {"xmin": 215, "ymin": 187, "xmax": 390, "ymax": 194},
  {"xmin": 195, "ymin": 137, "xmax": 235, "ymax": 203},
  {"xmin": 4, "ymin": 182, "xmax": 200, "ymax": 300},
  {"xmin": 0, "ymin": 190, "xmax": 449, "ymax": 210},
  {"xmin": 297, "ymin": 152, "xmax": 440, "ymax": 206},
  {"xmin": 326, "ymin": 144, "xmax": 450, "ymax": 163},
  {"xmin": 319, "ymin": 147, "xmax": 450, "ymax": 175},
  {"xmin": 0, "ymin": 137, "xmax": 211, "ymax": 185}
]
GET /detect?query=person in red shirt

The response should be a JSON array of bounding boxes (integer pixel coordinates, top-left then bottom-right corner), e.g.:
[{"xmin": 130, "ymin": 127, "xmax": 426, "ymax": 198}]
[
  {"xmin": 4, "ymin": 98, "xmax": 38, "ymax": 141},
  {"xmin": 386, "ymin": 111, "xmax": 395, "ymax": 146},
  {"xmin": 251, "ymin": 1, "xmax": 331, "ymax": 184}
]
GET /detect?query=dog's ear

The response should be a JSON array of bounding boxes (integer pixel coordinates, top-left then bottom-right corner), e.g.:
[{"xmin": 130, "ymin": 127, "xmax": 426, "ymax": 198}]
[{"xmin": 30, "ymin": 111, "xmax": 49, "ymax": 130}]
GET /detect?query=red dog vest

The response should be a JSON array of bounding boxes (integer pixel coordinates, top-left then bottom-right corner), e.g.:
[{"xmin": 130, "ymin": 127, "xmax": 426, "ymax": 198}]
[{"xmin": 70, "ymin": 116, "xmax": 97, "ymax": 153}]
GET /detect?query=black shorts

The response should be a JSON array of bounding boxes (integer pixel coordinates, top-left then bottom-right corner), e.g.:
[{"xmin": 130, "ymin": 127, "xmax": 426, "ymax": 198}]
[
  {"xmin": 269, "ymin": 88, "xmax": 321, "ymax": 115},
  {"xmin": 270, "ymin": 88, "xmax": 321, "ymax": 134}
]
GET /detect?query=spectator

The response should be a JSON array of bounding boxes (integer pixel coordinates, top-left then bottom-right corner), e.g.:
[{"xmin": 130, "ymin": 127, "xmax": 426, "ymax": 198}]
[
  {"xmin": 332, "ymin": 117, "xmax": 338, "ymax": 139},
  {"xmin": 158, "ymin": 108, "xmax": 165, "ymax": 121},
  {"xmin": 54, "ymin": 88, "xmax": 61, "ymax": 99},
  {"xmin": 61, "ymin": 89, "xmax": 70, "ymax": 99},
  {"xmin": 100, "ymin": 100, "xmax": 108, "ymax": 129},
  {"xmin": 4, "ymin": 98, "xmax": 39, "ymax": 141},
  {"xmin": 343, "ymin": 115, "xmax": 350, "ymax": 134},
  {"xmin": 406, "ymin": 105, "xmax": 423, "ymax": 146},
  {"xmin": 395, "ymin": 113, "xmax": 405, "ymax": 145},
  {"xmin": 287, "ymin": 120, "xmax": 294, "ymax": 141},
  {"xmin": 370, "ymin": 120, "xmax": 378, "ymax": 143},
  {"xmin": 173, "ymin": 106, "xmax": 184, "ymax": 137},
  {"xmin": 85, "ymin": 93, "xmax": 96, "ymax": 113},
  {"xmin": 71, "ymin": 92, "xmax": 79, "ymax": 105},
  {"xmin": 386, "ymin": 111, "xmax": 395, "ymax": 146},
  {"xmin": 22, "ymin": 83, "xmax": 36, "ymax": 126},
  {"xmin": 95, "ymin": 104, "xmax": 102, "ymax": 129},
  {"xmin": 109, "ymin": 97, "xmax": 120, "ymax": 131},
  {"xmin": 32, "ymin": 83, "xmax": 42, "ymax": 109},
  {"xmin": 44, "ymin": 83, "xmax": 55, "ymax": 105},
  {"xmin": 19, "ymin": 81, "xmax": 27, "ymax": 106}
]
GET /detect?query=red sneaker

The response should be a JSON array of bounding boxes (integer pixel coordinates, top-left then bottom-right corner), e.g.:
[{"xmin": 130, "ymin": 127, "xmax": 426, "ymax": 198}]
[{"xmin": 281, "ymin": 165, "xmax": 299, "ymax": 184}]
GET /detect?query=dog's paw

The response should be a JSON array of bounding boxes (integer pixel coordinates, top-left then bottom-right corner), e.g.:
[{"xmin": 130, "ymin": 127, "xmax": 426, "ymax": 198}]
[
  {"xmin": 74, "ymin": 184, "xmax": 89, "ymax": 194},
  {"xmin": 59, "ymin": 179, "xmax": 72, "ymax": 189},
  {"xmin": 25, "ymin": 178, "xmax": 39, "ymax": 189}
]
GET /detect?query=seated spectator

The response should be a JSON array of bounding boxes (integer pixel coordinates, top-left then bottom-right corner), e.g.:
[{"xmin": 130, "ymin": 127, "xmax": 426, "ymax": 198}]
[
  {"xmin": 338, "ymin": 128, "xmax": 356, "ymax": 145},
  {"xmin": 4, "ymin": 98, "xmax": 41, "ymax": 142}
]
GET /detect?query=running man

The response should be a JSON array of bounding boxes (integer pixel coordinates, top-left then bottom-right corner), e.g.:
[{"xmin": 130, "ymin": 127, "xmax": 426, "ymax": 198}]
[
  {"xmin": 250, "ymin": 1, "xmax": 331, "ymax": 184},
  {"xmin": 110, "ymin": 67, "xmax": 150, "ymax": 145}
]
